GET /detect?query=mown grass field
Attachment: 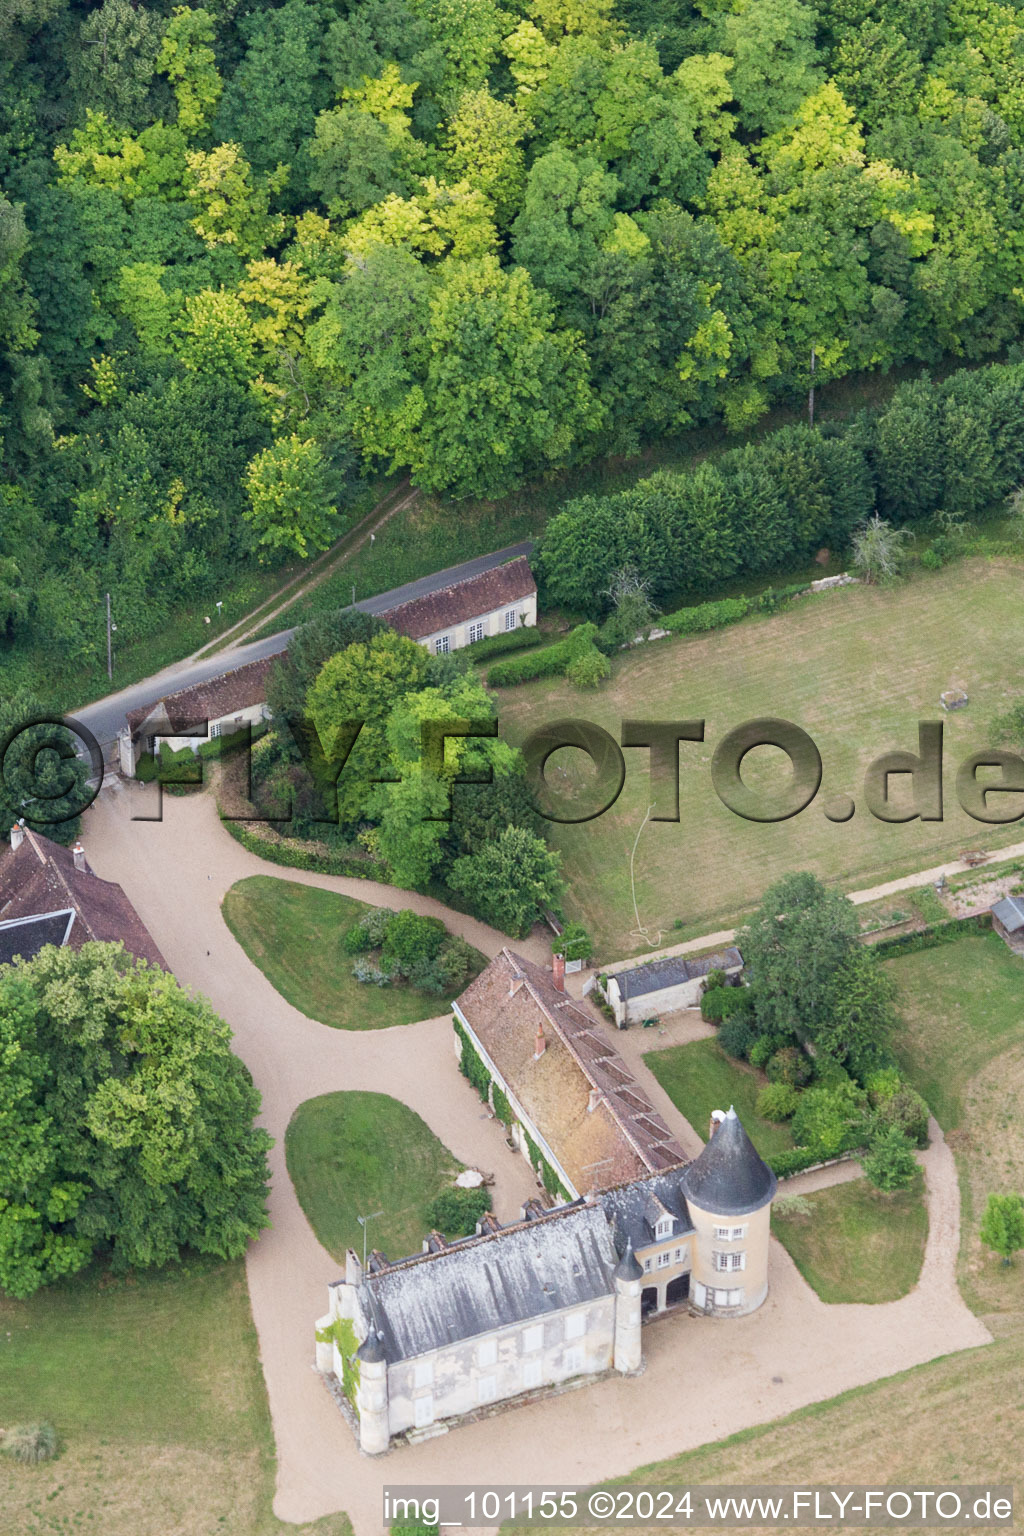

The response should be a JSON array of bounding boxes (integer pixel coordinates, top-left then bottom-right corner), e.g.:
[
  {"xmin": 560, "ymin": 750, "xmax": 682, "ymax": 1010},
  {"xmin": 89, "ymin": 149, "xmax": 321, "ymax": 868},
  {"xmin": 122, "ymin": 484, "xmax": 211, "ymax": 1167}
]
[
  {"xmin": 222, "ymin": 876, "xmax": 484, "ymax": 1029},
  {"xmin": 495, "ymin": 560, "xmax": 1024, "ymax": 954},
  {"xmin": 0, "ymin": 1260, "xmax": 350, "ymax": 1536},
  {"xmin": 645, "ymin": 1038, "xmax": 795, "ymax": 1159},
  {"xmin": 773, "ymin": 1172, "xmax": 928, "ymax": 1303},
  {"xmin": 285, "ymin": 1091, "xmax": 467, "ymax": 1263}
]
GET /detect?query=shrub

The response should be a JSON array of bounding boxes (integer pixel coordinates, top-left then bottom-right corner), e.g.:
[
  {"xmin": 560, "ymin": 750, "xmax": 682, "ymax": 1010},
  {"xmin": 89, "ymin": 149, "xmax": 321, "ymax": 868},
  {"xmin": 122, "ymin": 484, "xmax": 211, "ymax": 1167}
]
[
  {"xmin": 662, "ymin": 596, "xmax": 751, "ymax": 635},
  {"xmin": 766, "ymin": 1045, "xmax": 813, "ymax": 1087},
  {"xmin": 704, "ymin": 968, "xmax": 726, "ymax": 993},
  {"xmin": 427, "ymin": 935, "xmax": 477, "ymax": 994},
  {"xmin": 566, "ymin": 644, "xmax": 610, "ymax": 689},
  {"xmin": 351, "ymin": 959, "xmax": 391, "ymax": 986},
  {"xmin": 424, "ymin": 1186, "xmax": 492, "ymax": 1237},
  {"xmin": 487, "ymin": 624, "xmax": 599, "ymax": 687},
  {"xmin": 791, "ymin": 1081, "xmax": 868, "ymax": 1158},
  {"xmin": 344, "ymin": 906, "xmax": 395, "ymax": 954},
  {"xmin": 555, "ymin": 922, "xmax": 592, "ymax": 963},
  {"xmin": 868, "ymin": 1080, "xmax": 930, "ymax": 1148},
  {"xmin": 862, "ymin": 1127, "xmax": 918, "ymax": 1191},
  {"xmin": 380, "ymin": 909, "xmax": 446, "ymax": 981},
  {"xmin": 767, "ymin": 1146, "xmax": 827, "ymax": 1177},
  {"xmin": 1, "ymin": 1422, "xmax": 59, "ymax": 1464},
  {"xmin": 748, "ymin": 1036, "xmax": 775, "ymax": 1070},
  {"xmin": 464, "ymin": 626, "xmax": 543, "ymax": 662},
  {"xmin": 979, "ymin": 1191, "xmax": 1024, "ymax": 1265},
  {"xmin": 701, "ymin": 987, "xmax": 728, "ymax": 1023},
  {"xmin": 774, "ymin": 1193, "xmax": 812, "ymax": 1218},
  {"xmin": 756, "ymin": 1082, "xmax": 799, "ymax": 1121},
  {"xmin": 718, "ymin": 1014, "xmax": 756, "ymax": 1059}
]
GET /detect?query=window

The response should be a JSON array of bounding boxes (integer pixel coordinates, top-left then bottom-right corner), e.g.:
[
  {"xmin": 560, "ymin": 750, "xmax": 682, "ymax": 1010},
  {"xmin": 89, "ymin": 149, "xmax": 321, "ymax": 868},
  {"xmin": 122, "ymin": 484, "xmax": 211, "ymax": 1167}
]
[
  {"xmin": 414, "ymin": 1394, "xmax": 434, "ymax": 1428},
  {"xmin": 643, "ymin": 1258, "xmax": 652, "ymax": 1273},
  {"xmin": 523, "ymin": 1357, "xmax": 543, "ymax": 1390},
  {"xmin": 563, "ymin": 1346, "xmax": 584, "ymax": 1375},
  {"xmin": 210, "ymin": 721, "xmax": 222, "ymax": 738},
  {"xmin": 713, "ymin": 1225, "xmax": 747, "ymax": 1241},
  {"xmin": 673, "ymin": 1247, "xmax": 683, "ymax": 1262},
  {"xmin": 655, "ymin": 1216, "xmax": 672, "ymax": 1239},
  {"xmin": 477, "ymin": 1337, "xmax": 497, "ymax": 1368},
  {"xmin": 713, "ymin": 1251, "xmax": 745, "ymax": 1272},
  {"xmin": 504, "ymin": 608, "xmax": 518, "ymax": 631},
  {"xmin": 414, "ymin": 1359, "xmax": 434, "ymax": 1388},
  {"xmin": 523, "ymin": 1324, "xmax": 544, "ymax": 1353},
  {"xmin": 434, "ymin": 633, "xmax": 451, "ymax": 655},
  {"xmin": 468, "ymin": 620, "xmax": 485, "ymax": 644},
  {"xmin": 477, "ymin": 1373, "xmax": 497, "ymax": 1404},
  {"xmin": 565, "ymin": 1311, "xmax": 586, "ymax": 1340},
  {"xmin": 656, "ymin": 1250, "xmax": 672, "ymax": 1268},
  {"xmin": 714, "ymin": 1287, "xmax": 742, "ymax": 1307}
]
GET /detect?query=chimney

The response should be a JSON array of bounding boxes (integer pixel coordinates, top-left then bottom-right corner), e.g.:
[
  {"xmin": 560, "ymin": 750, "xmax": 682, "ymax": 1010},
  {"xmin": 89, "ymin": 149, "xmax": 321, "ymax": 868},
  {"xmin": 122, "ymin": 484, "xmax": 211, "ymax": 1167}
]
[
  {"xmin": 552, "ymin": 950, "xmax": 566, "ymax": 992},
  {"xmin": 72, "ymin": 841, "xmax": 86, "ymax": 873},
  {"xmin": 10, "ymin": 821, "xmax": 24, "ymax": 851},
  {"xmin": 587, "ymin": 1087, "xmax": 601, "ymax": 1114},
  {"xmin": 534, "ymin": 1023, "xmax": 546, "ymax": 1058},
  {"xmin": 345, "ymin": 1248, "xmax": 363, "ymax": 1287},
  {"xmin": 709, "ymin": 1109, "xmax": 725, "ymax": 1140}
]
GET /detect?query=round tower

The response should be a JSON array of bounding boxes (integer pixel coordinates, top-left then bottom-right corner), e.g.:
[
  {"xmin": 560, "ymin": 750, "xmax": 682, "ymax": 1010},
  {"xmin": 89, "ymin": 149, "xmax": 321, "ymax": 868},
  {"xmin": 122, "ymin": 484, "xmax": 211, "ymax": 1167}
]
[
  {"xmin": 355, "ymin": 1330, "xmax": 390, "ymax": 1455},
  {"xmin": 680, "ymin": 1106, "xmax": 777, "ymax": 1318},
  {"xmin": 612, "ymin": 1240, "xmax": 643, "ymax": 1374}
]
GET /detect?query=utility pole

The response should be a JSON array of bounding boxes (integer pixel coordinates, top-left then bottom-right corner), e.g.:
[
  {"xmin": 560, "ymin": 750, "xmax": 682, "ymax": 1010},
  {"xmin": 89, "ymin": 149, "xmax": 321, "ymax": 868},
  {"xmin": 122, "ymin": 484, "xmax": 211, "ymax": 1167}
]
[
  {"xmin": 808, "ymin": 344, "xmax": 817, "ymax": 429},
  {"xmin": 106, "ymin": 592, "xmax": 113, "ymax": 681}
]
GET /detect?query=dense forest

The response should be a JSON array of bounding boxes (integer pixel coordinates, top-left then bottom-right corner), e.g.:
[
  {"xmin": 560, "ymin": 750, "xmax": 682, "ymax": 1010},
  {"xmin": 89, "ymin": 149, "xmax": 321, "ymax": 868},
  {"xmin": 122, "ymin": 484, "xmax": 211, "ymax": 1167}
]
[{"xmin": 3, "ymin": 0, "xmax": 1024, "ymax": 668}]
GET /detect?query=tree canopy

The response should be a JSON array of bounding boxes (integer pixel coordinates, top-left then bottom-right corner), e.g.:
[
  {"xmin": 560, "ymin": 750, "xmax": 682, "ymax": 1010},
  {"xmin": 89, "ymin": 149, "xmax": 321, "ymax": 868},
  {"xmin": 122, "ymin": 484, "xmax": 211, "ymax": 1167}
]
[{"xmin": 0, "ymin": 943, "xmax": 270, "ymax": 1299}]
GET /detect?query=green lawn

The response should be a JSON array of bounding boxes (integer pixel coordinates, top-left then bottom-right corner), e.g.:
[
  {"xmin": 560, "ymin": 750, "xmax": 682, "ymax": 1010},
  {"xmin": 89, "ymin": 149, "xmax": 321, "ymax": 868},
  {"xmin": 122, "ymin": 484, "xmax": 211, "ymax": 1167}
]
[
  {"xmin": 884, "ymin": 929, "xmax": 1024, "ymax": 1130},
  {"xmin": 222, "ymin": 875, "xmax": 484, "ymax": 1029},
  {"xmin": 495, "ymin": 560, "xmax": 1024, "ymax": 954},
  {"xmin": 773, "ymin": 1171, "xmax": 928, "ymax": 1303},
  {"xmin": 644, "ymin": 1037, "xmax": 795, "ymax": 1159},
  {"xmin": 285, "ymin": 1091, "xmax": 466, "ymax": 1263},
  {"xmin": 0, "ymin": 1260, "xmax": 350, "ymax": 1536}
]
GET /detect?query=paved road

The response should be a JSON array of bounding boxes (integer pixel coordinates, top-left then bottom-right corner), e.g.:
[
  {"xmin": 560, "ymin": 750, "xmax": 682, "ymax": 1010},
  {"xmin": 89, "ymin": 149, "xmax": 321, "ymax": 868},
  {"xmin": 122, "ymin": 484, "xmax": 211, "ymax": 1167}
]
[{"xmin": 68, "ymin": 541, "xmax": 534, "ymax": 747}]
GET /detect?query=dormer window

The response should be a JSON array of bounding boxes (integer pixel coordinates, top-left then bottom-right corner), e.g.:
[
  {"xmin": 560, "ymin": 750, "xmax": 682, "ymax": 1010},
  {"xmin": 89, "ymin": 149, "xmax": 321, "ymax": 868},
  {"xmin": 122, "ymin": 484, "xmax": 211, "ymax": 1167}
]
[{"xmin": 655, "ymin": 1216, "xmax": 672, "ymax": 1240}]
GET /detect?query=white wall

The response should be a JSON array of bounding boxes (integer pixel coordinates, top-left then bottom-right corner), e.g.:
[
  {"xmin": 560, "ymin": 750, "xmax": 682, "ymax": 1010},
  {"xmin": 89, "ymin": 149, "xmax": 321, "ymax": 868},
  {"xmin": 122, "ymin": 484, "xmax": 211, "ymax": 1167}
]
[
  {"xmin": 608, "ymin": 964, "xmax": 743, "ymax": 1026},
  {"xmin": 416, "ymin": 592, "xmax": 537, "ymax": 654}
]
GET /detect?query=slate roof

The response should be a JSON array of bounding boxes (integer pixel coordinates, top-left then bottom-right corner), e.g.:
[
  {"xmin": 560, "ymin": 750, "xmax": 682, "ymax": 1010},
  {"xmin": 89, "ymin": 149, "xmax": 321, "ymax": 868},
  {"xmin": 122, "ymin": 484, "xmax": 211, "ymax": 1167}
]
[
  {"xmin": 611, "ymin": 947, "xmax": 743, "ymax": 1002},
  {"xmin": 0, "ymin": 909, "xmax": 75, "ymax": 965},
  {"xmin": 598, "ymin": 1166, "xmax": 695, "ymax": 1254},
  {"xmin": 991, "ymin": 895, "xmax": 1024, "ymax": 934},
  {"xmin": 679, "ymin": 1107, "xmax": 777, "ymax": 1217},
  {"xmin": 125, "ymin": 655, "xmax": 274, "ymax": 738},
  {"xmin": 383, "ymin": 557, "xmax": 536, "ymax": 641},
  {"xmin": 455, "ymin": 949, "xmax": 686, "ymax": 1193},
  {"xmin": 352, "ymin": 1203, "xmax": 618, "ymax": 1364},
  {"xmin": 0, "ymin": 830, "xmax": 167, "ymax": 970}
]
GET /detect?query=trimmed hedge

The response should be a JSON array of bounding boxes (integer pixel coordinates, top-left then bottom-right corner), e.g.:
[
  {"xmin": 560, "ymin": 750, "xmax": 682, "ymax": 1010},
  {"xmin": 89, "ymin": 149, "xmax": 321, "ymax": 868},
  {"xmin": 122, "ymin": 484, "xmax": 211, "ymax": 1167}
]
[
  {"xmin": 464, "ymin": 626, "xmax": 544, "ymax": 662},
  {"xmin": 871, "ymin": 913, "xmax": 990, "ymax": 957},
  {"xmin": 663, "ymin": 596, "xmax": 752, "ymax": 635},
  {"xmin": 487, "ymin": 623, "xmax": 599, "ymax": 687},
  {"xmin": 767, "ymin": 1146, "xmax": 838, "ymax": 1178},
  {"xmin": 220, "ymin": 816, "xmax": 387, "ymax": 881}
]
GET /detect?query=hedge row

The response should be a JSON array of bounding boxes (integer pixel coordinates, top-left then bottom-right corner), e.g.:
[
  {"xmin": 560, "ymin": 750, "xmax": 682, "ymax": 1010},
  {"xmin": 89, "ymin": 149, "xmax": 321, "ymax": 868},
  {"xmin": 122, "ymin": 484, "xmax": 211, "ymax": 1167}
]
[
  {"xmin": 870, "ymin": 913, "xmax": 990, "ymax": 958},
  {"xmin": 464, "ymin": 626, "xmax": 544, "ymax": 662},
  {"xmin": 662, "ymin": 596, "xmax": 752, "ymax": 635},
  {"xmin": 487, "ymin": 623, "xmax": 599, "ymax": 687},
  {"xmin": 768, "ymin": 1146, "xmax": 864, "ymax": 1179},
  {"xmin": 220, "ymin": 816, "xmax": 387, "ymax": 881},
  {"xmin": 535, "ymin": 360, "xmax": 1024, "ymax": 618}
]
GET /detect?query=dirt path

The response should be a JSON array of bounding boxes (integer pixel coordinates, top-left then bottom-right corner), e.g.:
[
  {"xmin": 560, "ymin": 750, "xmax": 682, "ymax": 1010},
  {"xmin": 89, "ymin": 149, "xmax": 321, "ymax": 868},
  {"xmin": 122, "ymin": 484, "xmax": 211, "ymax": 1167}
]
[
  {"xmin": 84, "ymin": 787, "xmax": 992, "ymax": 1536},
  {"xmin": 598, "ymin": 842, "xmax": 1024, "ymax": 976},
  {"xmin": 187, "ymin": 481, "xmax": 417, "ymax": 663}
]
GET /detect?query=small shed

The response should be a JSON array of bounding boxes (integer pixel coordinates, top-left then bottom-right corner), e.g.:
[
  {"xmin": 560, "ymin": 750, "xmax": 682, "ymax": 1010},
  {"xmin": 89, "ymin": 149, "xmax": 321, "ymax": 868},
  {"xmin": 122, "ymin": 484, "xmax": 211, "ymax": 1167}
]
[
  {"xmin": 991, "ymin": 895, "xmax": 1024, "ymax": 951},
  {"xmin": 605, "ymin": 947, "xmax": 743, "ymax": 1028}
]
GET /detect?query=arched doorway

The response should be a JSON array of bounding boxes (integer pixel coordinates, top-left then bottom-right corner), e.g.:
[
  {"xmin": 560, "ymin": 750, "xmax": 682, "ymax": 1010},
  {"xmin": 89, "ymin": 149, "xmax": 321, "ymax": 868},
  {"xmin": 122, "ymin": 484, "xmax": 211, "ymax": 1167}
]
[
  {"xmin": 665, "ymin": 1273, "xmax": 690, "ymax": 1307},
  {"xmin": 641, "ymin": 1286, "xmax": 658, "ymax": 1318}
]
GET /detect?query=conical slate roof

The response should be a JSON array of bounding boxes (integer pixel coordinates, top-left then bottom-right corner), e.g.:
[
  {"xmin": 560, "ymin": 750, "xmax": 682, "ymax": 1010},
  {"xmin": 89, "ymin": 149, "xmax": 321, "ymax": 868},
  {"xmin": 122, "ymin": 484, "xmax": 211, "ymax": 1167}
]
[
  {"xmin": 679, "ymin": 1107, "xmax": 777, "ymax": 1217},
  {"xmin": 614, "ymin": 1239, "xmax": 643, "ymax": 1282}
]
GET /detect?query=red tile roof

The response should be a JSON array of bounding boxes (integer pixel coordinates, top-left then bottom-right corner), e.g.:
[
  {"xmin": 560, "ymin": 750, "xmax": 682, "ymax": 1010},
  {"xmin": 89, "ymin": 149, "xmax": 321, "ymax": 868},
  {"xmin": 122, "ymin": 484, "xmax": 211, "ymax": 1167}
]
[
  {"xmin": 0, "ymin": 829, "xmax": 167, "ymax": 969},
  {"xmin": 125, "ymin": 655, "xmax": 274, "ymax": 738},
  {"xmin": 383, "ymin": 558, "xmax": 536, "ymax": 641},
  {"xmin": 455, "ymin": 949, "xmax": 686, "ymax": 1194}
]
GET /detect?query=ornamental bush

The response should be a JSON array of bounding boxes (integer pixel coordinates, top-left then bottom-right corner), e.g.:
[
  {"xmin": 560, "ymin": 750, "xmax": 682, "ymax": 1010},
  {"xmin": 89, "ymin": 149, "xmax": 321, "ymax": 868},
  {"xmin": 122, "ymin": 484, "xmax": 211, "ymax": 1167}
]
[
  {"xmin": 1, "ymin": 1422, "xmax": 59, "ymax": 1464},
  {"xmin": 487, "ymin": 624, "xmax": 599, "ymax": 687},
  {"xmin": 662, "ymin": 596, "xmax": 752, "ymax": 635},
  {"xmin": 862, "ymin": 1127, "xmax": 918, "ymax": 1192},
  {"xmin": 717, "ymin": 1014, "xmax": 757, "ymax": 1060},
  {"xmin": 565, "ymin": 644, "xmax": 610, "ymax": 689},
  {"xmin": 766, "ymin": 1045, "xmax": 813, "ymax": 1087},
  {"xmin": 756, "ymin": 1082, "xmax": 799, "ymax": 1121},
  {"xmin": 344, "ymin": 906, "xmax": 395, "ymax": 954},
  {"xmin": 425, "ymin": 1186, "xmax": 491, "ymax": 1237},
  {"xmin": 791, "ymin": 1080, "xmax": 868, "ymax": 1159}
]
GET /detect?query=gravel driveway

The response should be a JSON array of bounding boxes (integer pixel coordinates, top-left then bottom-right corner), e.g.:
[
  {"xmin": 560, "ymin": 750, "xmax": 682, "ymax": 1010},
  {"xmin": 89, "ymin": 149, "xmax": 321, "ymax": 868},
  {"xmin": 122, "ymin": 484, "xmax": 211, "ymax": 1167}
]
[{"xmin": 84, "ymin": 784, "xmax": 992, "ymax": 1536}]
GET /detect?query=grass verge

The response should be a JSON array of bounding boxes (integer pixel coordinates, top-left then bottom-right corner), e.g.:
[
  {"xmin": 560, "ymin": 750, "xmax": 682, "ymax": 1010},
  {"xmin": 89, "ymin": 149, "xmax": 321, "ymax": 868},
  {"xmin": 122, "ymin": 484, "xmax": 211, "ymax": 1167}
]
[
  {"xmin": 644, "ymin": 1037, "xmax": 795, "ymax": 1159},
  {"xmin": 0, "ymin": 1259, "xmax": 351, "ymax": 1536},
  {"xmin": 773, "ymin": 1171, "xmax": 928, "ymax": 1303},
  {"xmin": 285, "ymin": 1091, "xmax": 465, "ymax": 1263},
  {"xmin": 222, "ymin": 875, "xmax": 485, "ymax": 1029}
]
